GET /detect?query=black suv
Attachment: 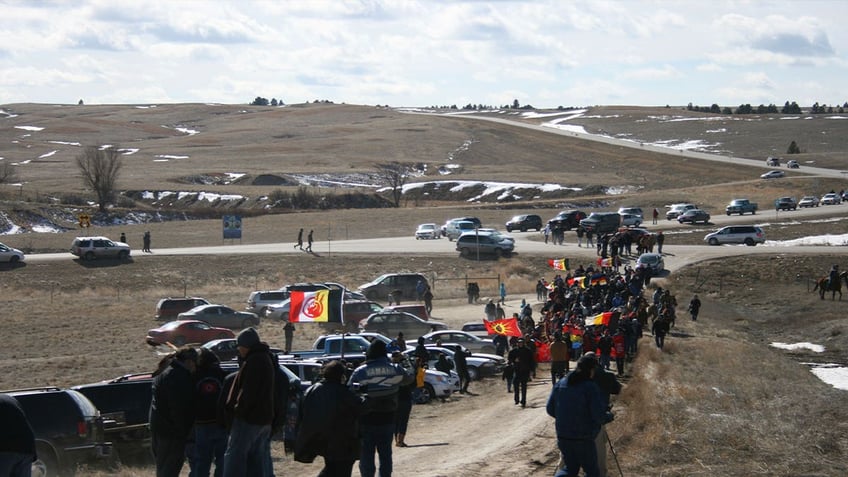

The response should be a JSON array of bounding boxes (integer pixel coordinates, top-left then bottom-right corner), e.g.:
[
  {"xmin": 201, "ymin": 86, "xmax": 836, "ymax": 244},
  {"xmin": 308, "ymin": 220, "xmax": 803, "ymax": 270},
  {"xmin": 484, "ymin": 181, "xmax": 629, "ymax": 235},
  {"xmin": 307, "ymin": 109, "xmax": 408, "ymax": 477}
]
[
  {"xmin": 155, "ymin": 296, "xmax": 210, "ymax": 321},
  {"xmin": 547, "ymin": 210, "xmax": 586, "ymax": 231},
  {"xmin": 505, "ymin": 214, "xmax": 542, "ymax": 232},
  {"xmin": 73, "ymin": 374, "xmax": 156, "ymax": 466},
  {"xmin": 7, "ymin": 387, "xmax": 113, "ymax": 475}
]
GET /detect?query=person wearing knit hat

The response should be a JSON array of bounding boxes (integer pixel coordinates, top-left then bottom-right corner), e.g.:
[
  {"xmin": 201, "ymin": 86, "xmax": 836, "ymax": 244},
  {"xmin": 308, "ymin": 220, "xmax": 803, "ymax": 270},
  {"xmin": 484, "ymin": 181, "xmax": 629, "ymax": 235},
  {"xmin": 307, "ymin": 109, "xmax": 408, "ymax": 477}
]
[
  {"xmin": 223, "ymin": 327, "xmax": 275, "ymax": 476},
  {"xmin": 547, "ymin": 351, "xmax": 605, "ymax": 477}
]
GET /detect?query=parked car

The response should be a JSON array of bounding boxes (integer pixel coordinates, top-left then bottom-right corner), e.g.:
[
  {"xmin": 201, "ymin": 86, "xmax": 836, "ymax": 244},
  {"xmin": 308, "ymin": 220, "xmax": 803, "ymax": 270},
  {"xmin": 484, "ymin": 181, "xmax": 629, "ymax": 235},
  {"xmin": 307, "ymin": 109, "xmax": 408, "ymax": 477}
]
[
  {"xmin": 6, "ymin": 387, "xmax": 113, "ymax": 475},
  {"xmin": 666, "ymin": 203, "xmax": 697, "ymax": 220},
  {"xmin": 677, "ymin": 209, "xmax": 711, "ymax": 224},
  {"xmin": 617, "ymin": 207, "xmax": 644, "ymax": 218},
  {"xmin": 619, "ymin": 213, "xmax": 642, "ymax": 227},
  {"xmin": 0, "ymin": 242, "xmax": 25, "ymax": 263},
  {"xmin": 382, "ymin": 304, "xmax": 429, "ymax": 321},
  {"xmin": 455, "ymin": 231, "xmax": 514, "ymax": 258},
  {"xmin": 760, "ymin": 170, "xmax": 785, "ymax": 179},
  {"xmin": 766, "ymin": 156, "xmax": 780, "ymax": 166},
  {"xmin": 440, "ymin": 216, "xmax": 482, "ymax": 236},
  {"xmin": 617, "ymin": 227, "xmax": 653, "ymax": 243},
  {"xmin": 245, "ymin": 290, "xmax": 289, "ymax": 315},
  {"xmin": 264, "ymin": 299, "xmax": 291, "ymax": 321},
  {"xmin": 415, "ymin": 223, "xmax": 440, "ymax": 240},
  {"xmin": 579, "ymin": 212, "xmax": 622, "ymax": 235},
  {"xmin": 358, "ymin": 273, "xmax": 429, "ymax": 303},
  {"xmin": 821, "ymin": 193, "xmax": 842, "ymax": 205},
  {"xmin": 155, "ymin": 297, "xmax": 211, "ymax": 321},
  {"xmin": 798, "ymin": 196, "xmax": 819, "ymax": 208},
  {"xmin": 146, "ymin": 320, "xmax": 235, "ymax": 346},
  {"xmin": 342, "ymin": 300, "xmax": 385, "ymax": 327},
  {"xmin": 786, "ymin": 159, "xmax": 800, "ymax": 169},
  {"xmin": 278, "ymin": 359, "xmax": 325, "ymax": 390},
  {"xmin": 505, "ymin": 214, "xmax": 542, "ymax": 232},
  {"xmin": 202, "ymin": 338, "xmax": 282, "ymax": 362},
  {"xmin": 460, "ymin": 321, "xmax": 494, "ymax": 338},
  {"xmin": 636, "ymin": 253, "xmax": 665, "ymax": 276},
  {"xmin": 774, "ymin": 197, "xmax": 797, "ymax": 211},
  {"xmin": 546, "ymin": 210, "xmax": 587, "ymax": 231},
  {"xmin": 178, "ymin": 304, "xmax": 259, "ymax": 328},
  {"xmin": 73, "ymin": 374, "xmax": 156, "ymax": 465},
  {"xmin": 704, "ymin": 225, "xmax": 765, "ymax": 246},
  {"xmin": 404, "ymin": 346, "xmax": 503, "ymax": 380},
  {"xmin": 358, "ymin": 311, "xmax": 447, "ymax": 339},
  {"xmin": 444, "ymin": 220, "xmax": 478, "ymax": 241},
  {"xmin": 70, "ymin": 236, "xmax": 131, "ymax": 261},
  {"xmin": 421, "ymin": 330, "xmax": 497, "ymax": 354}
]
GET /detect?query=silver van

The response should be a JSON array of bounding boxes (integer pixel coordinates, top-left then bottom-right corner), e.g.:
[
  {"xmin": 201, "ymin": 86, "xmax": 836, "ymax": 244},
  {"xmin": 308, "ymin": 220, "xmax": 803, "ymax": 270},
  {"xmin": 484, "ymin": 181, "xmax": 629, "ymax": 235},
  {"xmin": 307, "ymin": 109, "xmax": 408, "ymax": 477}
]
[
  {"xmin": 704, "ymin": 225, "xmax": 765, "ymax": 246},
  {"xmin": 358, "ymin": 273, "xmax": 429, "ymax": 303},
  {"xmin": 445, "ymin": 220, "xmax": 478, "ymax": 241}
]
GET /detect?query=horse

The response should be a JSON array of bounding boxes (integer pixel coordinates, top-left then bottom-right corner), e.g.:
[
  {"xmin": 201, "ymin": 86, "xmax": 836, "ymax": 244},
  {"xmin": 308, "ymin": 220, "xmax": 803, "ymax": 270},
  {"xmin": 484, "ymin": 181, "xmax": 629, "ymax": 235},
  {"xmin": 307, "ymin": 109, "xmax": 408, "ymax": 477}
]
[{"xmin": 812, "ymin": 271, "xmax": 848, "ymax": 300}]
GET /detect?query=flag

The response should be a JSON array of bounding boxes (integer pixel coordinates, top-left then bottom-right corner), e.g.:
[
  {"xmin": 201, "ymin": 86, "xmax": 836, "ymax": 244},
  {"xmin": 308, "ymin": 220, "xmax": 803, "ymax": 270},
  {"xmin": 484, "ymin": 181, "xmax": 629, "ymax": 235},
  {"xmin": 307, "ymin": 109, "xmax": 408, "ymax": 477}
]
[
  {"xmin": 484, "ymin": 318, "xmax": 522, "ymax": 337},
  {"xmin": 585, "ymin": 311, "xmax": 613, "ymax": 327},
  {"xmin": 597, "ymin": 257, "xmax": 612, "ymax": 267},
  {"xmin": 535, "ymin": 341, "xmax": 551, "ymax": 363},
  {"xmin": 589, "ymin": 274, "xmax": 608, "ymax": 286},
  {"xmin": 547, "ymin": 258, "xmax": 569, "ymax": 270},
  {"xmin": 289, "ymin": 290, "xmax": 330, "ymax": 322}
]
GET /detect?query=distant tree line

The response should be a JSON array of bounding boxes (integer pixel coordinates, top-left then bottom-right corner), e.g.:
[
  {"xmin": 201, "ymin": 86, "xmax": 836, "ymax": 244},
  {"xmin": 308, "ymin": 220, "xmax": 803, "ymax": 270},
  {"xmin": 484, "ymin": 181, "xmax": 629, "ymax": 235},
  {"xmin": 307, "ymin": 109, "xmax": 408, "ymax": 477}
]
[
  {"xmin": 686, "ymin": 101, "xmax": 848, "ymax": 115},
  {"xmin": 250, "ymin": 97, "xmax": 285, "ymax": 106},
  {"xmin": 267, "ymin": 186, "xmax": 390, "ymax": 210},
  {"xmin": 430, "ymin": 99, "xmax": 536, "ymax": 110}
]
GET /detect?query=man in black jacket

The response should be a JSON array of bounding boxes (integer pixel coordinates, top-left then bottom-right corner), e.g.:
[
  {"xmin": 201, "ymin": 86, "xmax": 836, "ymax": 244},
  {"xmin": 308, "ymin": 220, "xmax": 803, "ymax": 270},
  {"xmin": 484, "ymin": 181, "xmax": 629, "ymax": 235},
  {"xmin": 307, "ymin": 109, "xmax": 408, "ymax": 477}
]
[
  {"xmin": 0, "ymin": 393, "xmax": 36, "ymax": 476},
  {"xmin": 223, "ymin": 328, "xmax": 275, "ymax": 477},
  {"xmin": 508, "ymin": 338, "xmax": 535, "ymax": 408},
  {"xmin": 149, "ymin": 346, "xmax": 197, "ymax": 477},
  {"xmin": 192, "ymin": 348, "xmax": 227, "ymax": 477}
]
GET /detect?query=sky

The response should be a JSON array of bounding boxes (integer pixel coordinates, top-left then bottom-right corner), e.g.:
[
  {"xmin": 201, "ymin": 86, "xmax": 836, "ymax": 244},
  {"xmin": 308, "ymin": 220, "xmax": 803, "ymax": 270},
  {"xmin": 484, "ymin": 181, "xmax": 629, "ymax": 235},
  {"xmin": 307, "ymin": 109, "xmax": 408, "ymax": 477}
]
[{"xmin": 0, "ymin": 0, "xmax": 846, "ymax": 108}]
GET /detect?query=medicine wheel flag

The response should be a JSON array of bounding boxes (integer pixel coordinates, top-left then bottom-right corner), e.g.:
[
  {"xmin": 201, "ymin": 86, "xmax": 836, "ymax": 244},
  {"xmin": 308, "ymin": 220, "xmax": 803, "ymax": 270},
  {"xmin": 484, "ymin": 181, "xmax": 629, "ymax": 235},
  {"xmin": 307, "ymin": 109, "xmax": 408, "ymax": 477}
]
[
  {"xmin": 585, "ymin": 311, "xmax": 613, "ymax": 327},
  {"xmin": 483, "ymin": 318, "xmax": 522, "ymax": 337},
  {"xmin": 289, "ymin": 290, "xmax": 330, "ymax": 322},
  {"xmin": 547, "ymin": 258, "xmax": 569, "ymax": 270}
]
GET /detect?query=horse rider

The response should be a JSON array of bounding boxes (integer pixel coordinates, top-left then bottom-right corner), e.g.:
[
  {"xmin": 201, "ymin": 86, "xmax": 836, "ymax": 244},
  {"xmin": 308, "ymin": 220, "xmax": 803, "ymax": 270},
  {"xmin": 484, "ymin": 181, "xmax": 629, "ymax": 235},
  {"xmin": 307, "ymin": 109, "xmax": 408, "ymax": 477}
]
[{"xmin": 829, "ymin": 264, "xmax": 839, "ymax": 288}]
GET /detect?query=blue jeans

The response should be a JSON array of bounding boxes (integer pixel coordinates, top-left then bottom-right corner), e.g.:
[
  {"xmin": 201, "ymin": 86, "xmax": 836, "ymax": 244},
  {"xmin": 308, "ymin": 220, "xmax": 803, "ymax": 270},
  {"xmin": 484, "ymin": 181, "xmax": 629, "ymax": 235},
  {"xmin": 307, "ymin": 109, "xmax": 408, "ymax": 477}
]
[
  {"xmin": 191, "ymin": 424, "xmax": 228, "ymax": 477},
  {"xmin": 556, "ymin": 438, "xmax": 599, "ymax": 477},
  {"xmin": 0, "ymin": 452, "xmax": 34, "ymax": 477},
  {"xmin": 599, "ymin": 353, "xmax": 611, "ymax": 370},
  {"xmin": 223, "ymin": 418, "xmax": 271, "ymax": 477},
  {"xmin": 359, "ymin": 423, "xmax": 394, "ymax": 477}
]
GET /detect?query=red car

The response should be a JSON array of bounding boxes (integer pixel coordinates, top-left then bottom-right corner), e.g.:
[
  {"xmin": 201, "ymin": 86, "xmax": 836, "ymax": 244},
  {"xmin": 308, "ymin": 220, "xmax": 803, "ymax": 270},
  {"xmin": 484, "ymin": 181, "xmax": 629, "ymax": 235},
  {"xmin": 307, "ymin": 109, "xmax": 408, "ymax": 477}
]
[{"xmin": 146, "ymin": 320, "xmax": 234, "ymax": 346}]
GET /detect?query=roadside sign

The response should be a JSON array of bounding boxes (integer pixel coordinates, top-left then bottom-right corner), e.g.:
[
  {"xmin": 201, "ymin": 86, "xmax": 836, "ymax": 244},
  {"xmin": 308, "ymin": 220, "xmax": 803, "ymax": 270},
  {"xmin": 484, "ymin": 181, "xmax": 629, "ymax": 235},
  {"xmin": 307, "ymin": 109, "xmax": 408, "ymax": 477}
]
[{"xmin": 223, "ymin": 215, "xmax": 242, "ymax": 239}]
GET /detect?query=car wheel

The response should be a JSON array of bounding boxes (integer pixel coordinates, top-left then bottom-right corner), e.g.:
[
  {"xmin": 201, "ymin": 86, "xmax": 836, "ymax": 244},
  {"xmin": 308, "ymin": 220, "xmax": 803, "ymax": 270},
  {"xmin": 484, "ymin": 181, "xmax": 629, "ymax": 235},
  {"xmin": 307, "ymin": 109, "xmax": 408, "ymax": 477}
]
[
  {"xmin": 744, "ymin": 238, "xmax": 756, "ymax": 246},
  {"xmin": 242, "ymin": 318, "xmax": 257, "ymax": 328},
  {"xmin": 726, "ymin": 212, "xmax": 730, "ymax": 216},
  {"xmin": 31, "ymin": 446, "xmax": 58, "ymax": 477},
  {"xmin": 460, "ymin": 248, "xmax": 471, "ymax": 258},
  {"xmin": 468, "ymin": 367, "xmax": 480, "ymax": 381},
  {"xmin": 84, "ymin": 251, "xmax": 96, "ymax": 261},
  {"xmin": 520, "ymin": 226, "xmax": 527, "ymax": 232},
  {"xmin": 118, "ymin": 250, "xmax": 129, "ymax": 260},
  {"xmin": 635, "ymin": 221, "xmax": 641, "ymax": 227},
  {"xmin": 414, "ymin": 384, "xmax": 434, "ymax": 404},
  {"xmin": 708, "ymin": 238, "xmax": 719, "ymax": 246},
  {"xmin": 9, "ymin": 256, "xmax": 19, "ymax": 263},
  {"xmin": 172, "ymin": 335, "xmax": 186, "ymax": 346},
  {"xmin": 506, "ymin": 227, "xmax": 512, "ymax": 232},
  {"xmin": 494, "ymin": 249, "xmax": 502, "ymax": 259}
]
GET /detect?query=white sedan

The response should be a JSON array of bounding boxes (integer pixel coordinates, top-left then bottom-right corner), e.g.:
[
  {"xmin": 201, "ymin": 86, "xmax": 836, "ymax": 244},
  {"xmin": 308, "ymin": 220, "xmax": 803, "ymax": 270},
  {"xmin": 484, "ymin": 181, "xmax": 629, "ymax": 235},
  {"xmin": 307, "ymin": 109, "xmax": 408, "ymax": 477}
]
[
  {"xmin": 760, "ymin": 170, "xmax": 785, "ymax": 179},
  {"xmin": 0, "ymin": 242, "xmax": 25, "ymax": 263}
]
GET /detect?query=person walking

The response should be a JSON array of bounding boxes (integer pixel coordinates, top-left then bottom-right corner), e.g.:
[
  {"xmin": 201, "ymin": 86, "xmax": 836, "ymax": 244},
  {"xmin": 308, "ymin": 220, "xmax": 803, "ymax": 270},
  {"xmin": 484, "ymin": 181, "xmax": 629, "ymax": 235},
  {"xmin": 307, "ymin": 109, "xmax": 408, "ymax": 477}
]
[
  {"xmin": 306, "ymin": 229, "xmax": 314, "ymax": 253},
  {"xmin": 120, "ymin": 232, "xmax": 127, "ymax": 243},
  {"xmin": 549, "ymin": 332, "xmax": 570, "ymax": 386},
  {"xmin": 584, "ymin": 227, "xmax": 593, "ymax": 248},
  {"xmin": 652, "ymin": 208, "xmax": 659, "ymax": 225},
  {"xmin": 652, "ymin": 316, "xmax": 670, "ymax": 350},
  {"xmin": 499, "ymin": 283, "xmax": 507, "ymax": 305},
  {"xmin": 295, "ymin": 360, "xmax": 364, "ymax": 476},
  {"xmin": 192, "ymin": 348, "xmax": 227, "ymax": 477},
  {"xmin": 656, "ymin": 230, "xmax": 665, "ymax": 255},
  {"xmin": 392, "ymin": 352, "xmax": 414, "ymax": 448},
  {"xmin": 454, "ymin": 347, "xmax": 471, "ymax": 394},
  {"xmin": 576, "ymin": 226, "xmax": 584, "ymax": 247},
  {"xmin": 283, "ymin": 321, "xmax": 295, "ymax": 354},
  {"xmin": 294, "ymin": 228, "xmax": 303, "ymax": 250},
  {"xmin": 688, "ymin": 294, "xmax": 701, "ymax": 321},
  {"xmin": 484, "ymin": 299, "xmax": 496, "ymax": 321},
  {"xmin": 590, "ymin": 353, "xmax": 622, "ymax": 477},
  {"xmin": 423, "ymin": 287, "xmax": 434, "ymax": 316},
  {"xmin": 149, "ymin": 346, "xmax": 197, "ymax": 477},
  {"xmin": 546, "ymin": 353, "xmax": 605, "ymax": 477},
  {"xmin": 143, "ymin": 231, "xmax": 152, "ymax": 253},
  {"xmin": 222, "ymin": 328, "xmax": 275, "ymax": 477},
  {"xmin": 0, "ymin": 392, "xmax": 36, "ymax": 477},
  {"xmin": 508, "ymin": 338, "xmax": 535, "ymax": 408},
  {"xmin": 348, "ymin": 340, "xmax": 412, "ymax": 477}
]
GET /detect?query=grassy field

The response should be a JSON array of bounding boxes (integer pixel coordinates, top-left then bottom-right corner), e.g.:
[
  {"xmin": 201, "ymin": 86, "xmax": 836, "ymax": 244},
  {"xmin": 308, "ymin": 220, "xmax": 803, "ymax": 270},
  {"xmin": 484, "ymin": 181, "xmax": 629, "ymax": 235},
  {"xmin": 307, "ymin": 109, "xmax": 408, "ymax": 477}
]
[{"xmin": 1, "ymin": 103, "xmax": 847, "ymax": 476}]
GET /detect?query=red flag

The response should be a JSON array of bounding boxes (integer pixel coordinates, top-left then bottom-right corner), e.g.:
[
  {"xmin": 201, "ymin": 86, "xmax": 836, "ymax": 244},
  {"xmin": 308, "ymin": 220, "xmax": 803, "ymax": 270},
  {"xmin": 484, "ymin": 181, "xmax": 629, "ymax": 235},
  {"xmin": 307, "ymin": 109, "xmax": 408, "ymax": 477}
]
[
  {"xmin": 535, "ymin": 341, "xmax": 551, "ymax": 363},
  {"xmin": 484, "ymin": 318, "xmax": 522, "ymax": 337}
]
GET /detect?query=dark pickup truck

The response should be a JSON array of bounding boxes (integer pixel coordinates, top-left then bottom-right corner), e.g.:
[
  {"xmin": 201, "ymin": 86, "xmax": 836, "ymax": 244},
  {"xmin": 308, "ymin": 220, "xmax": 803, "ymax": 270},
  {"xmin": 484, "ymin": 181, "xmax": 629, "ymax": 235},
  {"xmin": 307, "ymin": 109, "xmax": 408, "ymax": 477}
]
[{"xmin": 73, "ymin": 374, "xmax": 155, "ymax": 465}]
